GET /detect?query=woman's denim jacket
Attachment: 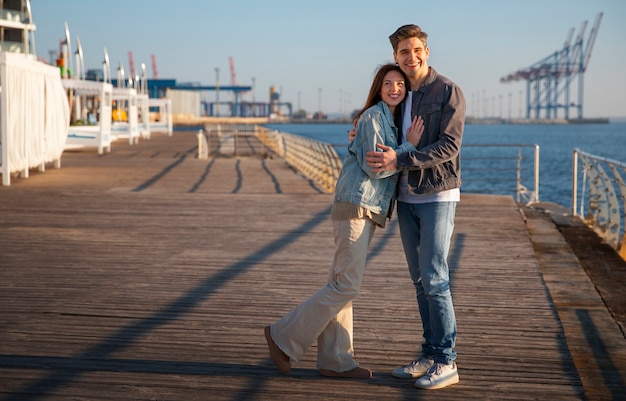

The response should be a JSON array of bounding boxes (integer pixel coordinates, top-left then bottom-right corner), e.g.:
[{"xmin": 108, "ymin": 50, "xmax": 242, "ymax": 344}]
[
  {"xmin": 334, "ymin": 101, "xmax": 417, "ymax": 218},
  {"xmin": 396, "ymin": 67, "xmax": 466, "ymax": 195}
]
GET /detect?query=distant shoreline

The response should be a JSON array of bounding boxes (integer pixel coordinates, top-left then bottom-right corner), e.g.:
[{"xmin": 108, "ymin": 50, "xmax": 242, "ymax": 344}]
[
  {"xmin": 174, "ymin": 115, "xmax": 614, "ymax": 126},
  {"xmin": 465, "ymin": 117, "xmax": 610, "ymax": 125}
]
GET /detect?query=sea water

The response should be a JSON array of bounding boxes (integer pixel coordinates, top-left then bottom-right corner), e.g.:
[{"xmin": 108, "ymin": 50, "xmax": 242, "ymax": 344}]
[{"xmin": 265, "ymin": 121, "xmax": 626, "ymax": 208}]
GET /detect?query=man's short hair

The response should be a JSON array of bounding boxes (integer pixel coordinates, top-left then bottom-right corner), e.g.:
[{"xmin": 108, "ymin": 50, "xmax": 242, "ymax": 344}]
[{"xmin": 389, "ymin": 24, "xmax": 428, "ymax": 53}]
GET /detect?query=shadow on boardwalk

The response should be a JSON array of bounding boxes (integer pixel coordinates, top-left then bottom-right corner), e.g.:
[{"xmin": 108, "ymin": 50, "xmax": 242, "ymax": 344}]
[{"xmin": 0, "ymin": 131, "xmax": 624, "ymax": 400}]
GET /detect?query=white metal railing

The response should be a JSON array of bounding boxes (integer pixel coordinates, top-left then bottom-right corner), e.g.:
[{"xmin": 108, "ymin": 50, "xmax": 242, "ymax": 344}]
[
  {"xmin": 256, "ymin": 134, "xmax": 539, "ymax": 199},
  {"xmin": 195, "ymin": 125, "xmax": 539, "ymax": 201},
  {"xmin": 197, "ymin": 124, "xmax": 258, "ymax": 158},
  {"xmin": 461, "ymin": 144, "xmax": 540, "ymax": 205},
  {"xmin": 572, "ymin": 149, "xmax": 626, "ymax": 259},
  {"xmin": 333, "ymin": 143, "xmax": 540, "ymax": 204},
  {"xmin": 256, "ymin": 127, "xmax": 342, "ymax": 193}
]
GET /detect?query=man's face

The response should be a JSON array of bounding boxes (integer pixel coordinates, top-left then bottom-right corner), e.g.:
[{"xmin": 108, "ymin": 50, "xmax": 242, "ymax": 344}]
[{"xmin": 393, "ymin": 37, "xmax": 429, "ymax": 88}]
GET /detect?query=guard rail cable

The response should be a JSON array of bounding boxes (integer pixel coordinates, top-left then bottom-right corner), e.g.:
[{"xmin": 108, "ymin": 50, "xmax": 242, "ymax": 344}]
[
  {"xmin": 461, "ymin": 144, "xmax": 540, "ymax": 205},
  {"xmin": 573, "ymin": 149, "xmax": 626, "ymax": 259}
]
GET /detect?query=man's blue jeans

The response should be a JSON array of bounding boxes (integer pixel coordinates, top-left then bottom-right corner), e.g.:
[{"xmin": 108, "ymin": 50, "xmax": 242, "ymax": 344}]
[{"xmin": 397, "ymin": 200, "xmax": 457, "ymax": 365}]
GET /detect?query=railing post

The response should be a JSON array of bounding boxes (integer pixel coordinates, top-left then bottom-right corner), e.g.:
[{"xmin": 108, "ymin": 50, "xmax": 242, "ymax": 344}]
[
  {"xmin": 516, "ymin": 147, "xmax": 522, "ymax": 203},
  {"xmin": 572, "ymin": 149, "xmax": 579, "ymax": 216},
  {"xmin": 533, "ymin": 145, "xmax": 540, "ymax": 203},
  {"xmin": 197, "ymin": 129, "xmax": 208, "ymax": 160}
]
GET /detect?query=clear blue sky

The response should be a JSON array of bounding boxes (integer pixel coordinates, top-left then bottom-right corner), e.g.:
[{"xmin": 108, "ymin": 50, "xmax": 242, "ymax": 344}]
[{"xmin": 31, "ymin": 0, "xmax": 626, "ymax": 118}]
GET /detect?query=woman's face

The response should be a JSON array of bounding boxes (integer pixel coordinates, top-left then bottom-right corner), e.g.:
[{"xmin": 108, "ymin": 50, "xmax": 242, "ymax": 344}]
[{"xmin": 380, "ymin": 70, "xmax": 406, "ymax": 109}]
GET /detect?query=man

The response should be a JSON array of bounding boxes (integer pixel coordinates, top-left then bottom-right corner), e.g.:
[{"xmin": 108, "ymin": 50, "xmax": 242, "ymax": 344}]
[{"xmin": 366, "ymin": 24, "xmax": 465, "ymax": 390}]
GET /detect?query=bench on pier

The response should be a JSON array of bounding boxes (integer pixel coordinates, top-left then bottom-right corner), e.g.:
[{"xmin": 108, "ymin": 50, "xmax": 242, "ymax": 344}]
[
  {"xmin": 110, "ymin": 87, "xmax": 140, "ymax": 145},
  {"xmin": 62, "ymin": 79, "xmax": 113, "ymax": 155},
  {"xmin": 148, "ymin": 98, "xmax": 173, "ymax": 136}
]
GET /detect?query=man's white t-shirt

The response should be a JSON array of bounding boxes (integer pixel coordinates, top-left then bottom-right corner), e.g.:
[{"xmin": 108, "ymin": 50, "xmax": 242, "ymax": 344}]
[{"xmin": 397, "ymin": 91, "xmax": 460, "ymax": 204}]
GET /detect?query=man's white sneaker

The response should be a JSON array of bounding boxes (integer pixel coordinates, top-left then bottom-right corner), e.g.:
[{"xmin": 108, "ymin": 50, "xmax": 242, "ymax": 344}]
[
  {"xmin": 414, "ymin": 362, "xmax": 459, "ymax": 389},
  {"xmin": 391, "ymin": 357, "xmax": 434, "ymax": 379}
]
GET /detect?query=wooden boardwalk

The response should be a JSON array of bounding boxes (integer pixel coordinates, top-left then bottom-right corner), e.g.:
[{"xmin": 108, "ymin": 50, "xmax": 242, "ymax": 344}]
[{"xmin": 1, "ymin": 131, "xmax": 624, "ymax": 401}]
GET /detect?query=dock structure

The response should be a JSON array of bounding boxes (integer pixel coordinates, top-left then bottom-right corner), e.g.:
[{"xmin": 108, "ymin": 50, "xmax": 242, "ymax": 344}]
[
  {"xmin": 499, "ymin": 13, "xmax": 603, "ymax": 121},
  {"xmin": 0, "ymin": 131, "xmax": 624, "ymax": 400}
]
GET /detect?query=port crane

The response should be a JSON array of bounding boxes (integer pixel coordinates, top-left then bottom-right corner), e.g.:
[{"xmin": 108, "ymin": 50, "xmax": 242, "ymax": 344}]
[
  {"xmin": 151, "ymin": 54, "xmax": 159, "ymax": 79},
  {"xmin": 128, "ymin": 51, "xmax": 136, "ymax": 80},
  {"xmin": 500, "ymin": 12, "xmax": 603, "ymax": 120},
  {"xmin": 229, "ymin": 56, "xmax": 237, "ymax": 87}
]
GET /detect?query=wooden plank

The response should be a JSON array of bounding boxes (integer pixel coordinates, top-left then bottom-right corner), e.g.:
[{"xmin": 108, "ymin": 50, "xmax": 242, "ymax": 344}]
[{"xmin": 0, "ymin": 131, "xmax": 605, "ymax": 400}]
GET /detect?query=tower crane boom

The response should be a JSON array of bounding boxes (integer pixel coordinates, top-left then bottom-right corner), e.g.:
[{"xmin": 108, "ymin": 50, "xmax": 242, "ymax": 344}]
[{"xmin": 583, "ymin": 12, "xmax": 603, "ymax": 71}]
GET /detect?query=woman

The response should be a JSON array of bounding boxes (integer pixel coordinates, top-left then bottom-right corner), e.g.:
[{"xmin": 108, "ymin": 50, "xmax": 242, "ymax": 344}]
[{"xmin": 265, "ymin": 64, "xmax": 424, "ymax": 379}]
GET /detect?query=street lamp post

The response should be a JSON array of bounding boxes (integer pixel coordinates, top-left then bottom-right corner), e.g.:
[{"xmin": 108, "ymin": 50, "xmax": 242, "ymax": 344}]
[{"xmin": 318, "ymin": 88, "xmax": 322, "ymax": 118}]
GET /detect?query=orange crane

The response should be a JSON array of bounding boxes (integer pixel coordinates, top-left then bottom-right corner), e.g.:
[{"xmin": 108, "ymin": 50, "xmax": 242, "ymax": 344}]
[
  {"xmin": 128, "ymin": 51, "xmax": 136, "ymax": 79},
  {"xmin": 229, "ymin": 56, "xmax": 238, "ymax": 101},
  {"xmin": 151, "ymin": 54, "xmax": 159, "ymax": 79},
  {"xmin": 229, "ymin": 56, "xmax": 238, "ymax": 87}
]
